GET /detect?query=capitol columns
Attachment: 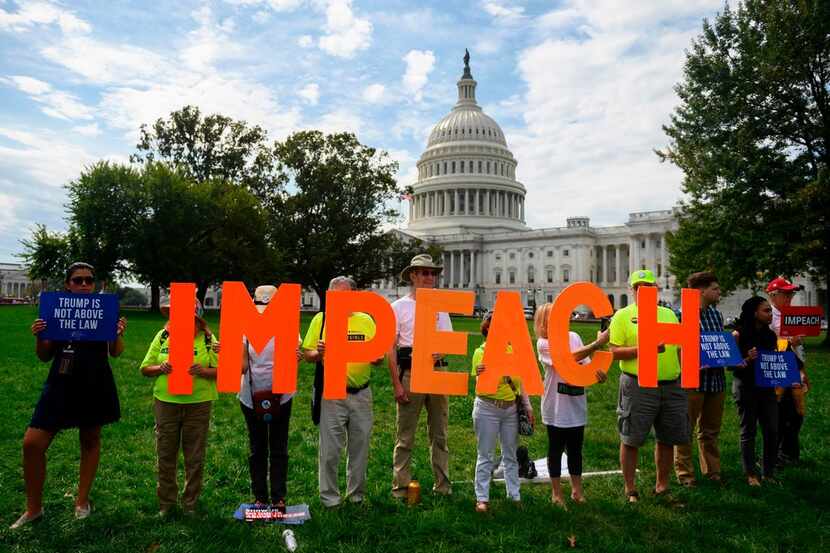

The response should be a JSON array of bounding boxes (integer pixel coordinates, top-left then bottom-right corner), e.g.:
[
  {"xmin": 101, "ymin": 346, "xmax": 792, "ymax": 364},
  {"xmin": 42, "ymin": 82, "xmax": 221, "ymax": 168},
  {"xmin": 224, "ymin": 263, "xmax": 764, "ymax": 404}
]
[
  {"xmin": 615, "ymin": 245, "xmax": 622, "ymax": 284},
  {"xmin": 460, "ymin": 249, "xmax": 466, "ymax": 287},
  {"xmin": 602, "ymin": 246, "xmax": 609, "ymax": 284}
]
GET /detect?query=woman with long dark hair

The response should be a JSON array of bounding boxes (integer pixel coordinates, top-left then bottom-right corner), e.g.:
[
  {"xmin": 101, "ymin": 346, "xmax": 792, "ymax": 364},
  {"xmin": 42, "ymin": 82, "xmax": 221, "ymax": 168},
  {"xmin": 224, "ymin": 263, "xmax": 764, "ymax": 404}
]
[
  {"xmin": 732, "ymin": 296, "xmax": 779, "ymax": 486},
  {"xmin": 12, "ymin": 262, "xmax": 126, "ymax": 529}
]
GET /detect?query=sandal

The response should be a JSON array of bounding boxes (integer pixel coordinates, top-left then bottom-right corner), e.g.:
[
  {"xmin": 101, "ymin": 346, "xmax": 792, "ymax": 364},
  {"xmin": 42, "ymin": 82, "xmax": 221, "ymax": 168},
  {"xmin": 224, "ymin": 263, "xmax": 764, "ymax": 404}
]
[
  {"xmin": 626, "ymin": 490, "xmax": 640, "ymax": 503},
  {"xmin": 274, "ymin": 499, "xmax": 287, "ymax": 514}
]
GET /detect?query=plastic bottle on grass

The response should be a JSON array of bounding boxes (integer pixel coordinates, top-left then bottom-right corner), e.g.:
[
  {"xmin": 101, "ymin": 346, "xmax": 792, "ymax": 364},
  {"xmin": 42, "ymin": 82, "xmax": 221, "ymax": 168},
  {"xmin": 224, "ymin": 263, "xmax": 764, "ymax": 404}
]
[{"xmin": 283, "ymin": 529, "xmax": 297, "ymax": 551}]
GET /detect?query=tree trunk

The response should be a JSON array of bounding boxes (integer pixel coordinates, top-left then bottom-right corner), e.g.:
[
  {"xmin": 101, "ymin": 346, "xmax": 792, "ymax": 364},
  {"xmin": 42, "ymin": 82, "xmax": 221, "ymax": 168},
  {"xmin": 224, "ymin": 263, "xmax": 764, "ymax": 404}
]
[
  {"xmin": 196, "ymin": 282, "xmax": 209, "ymax": 305},
  {"xmin": 151, "ymin": 284, "xmax": 161, "ymax": 312},
  {"xmin": 314, "ymin": 284, "xmax": 326, "ymax": 314}
]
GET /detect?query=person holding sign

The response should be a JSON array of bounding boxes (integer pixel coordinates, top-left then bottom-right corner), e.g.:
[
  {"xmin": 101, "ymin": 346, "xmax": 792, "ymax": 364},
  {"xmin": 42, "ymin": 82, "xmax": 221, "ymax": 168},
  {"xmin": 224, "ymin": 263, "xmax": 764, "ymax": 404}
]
[
  {"xmin": 609, "ymin": 270, "xmax": 689, "ymax": 503},
  {"xmin": 140, "ymin": 299, "xmax": 218, "ymax": 517},
  {"xmin": 302, "ymin": 277, "xmax": 380, "ymax": 508},
  {"xmin": 470, "ymin": 313, "xmax": 533, "ymax": 513},
  {"xmin": 535, "ymin": 303, "xmax": 608, "ymax": 507},
  {"xmin": 388, "ymin": 254, "xmax": 453, "ymax": 499},
  {"xmin": 12, "ymin": 262, "xmax": 127, "ymax": 530},
  {"xmin": 766, "ymin": 277, "xmax": 808, "ymax": 466},
  {"xmin": 674, "ymin": 271, "xmax": 728, "ymax": 486},
  {"xmin": 240, "ymin": 285, "xmax": 301, "ymax": 512},
  {"xmin": 732, "ymin": 297, "xmax": 781, "ymax": 486}
]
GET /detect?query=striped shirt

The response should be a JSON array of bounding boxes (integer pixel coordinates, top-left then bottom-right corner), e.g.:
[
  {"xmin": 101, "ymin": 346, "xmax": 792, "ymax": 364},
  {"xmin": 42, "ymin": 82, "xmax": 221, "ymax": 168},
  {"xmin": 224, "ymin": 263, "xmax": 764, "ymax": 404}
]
[{"xmin": 698, "ymin": 305, "xmax": 726, "ymax": 393}]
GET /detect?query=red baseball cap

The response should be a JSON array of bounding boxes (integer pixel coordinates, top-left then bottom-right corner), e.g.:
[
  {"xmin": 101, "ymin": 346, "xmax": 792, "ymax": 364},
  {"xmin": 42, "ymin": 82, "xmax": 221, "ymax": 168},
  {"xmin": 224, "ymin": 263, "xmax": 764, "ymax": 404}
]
[{"xmin": 766, "ymin": 276, "xmax": 799, "ymax": 293}]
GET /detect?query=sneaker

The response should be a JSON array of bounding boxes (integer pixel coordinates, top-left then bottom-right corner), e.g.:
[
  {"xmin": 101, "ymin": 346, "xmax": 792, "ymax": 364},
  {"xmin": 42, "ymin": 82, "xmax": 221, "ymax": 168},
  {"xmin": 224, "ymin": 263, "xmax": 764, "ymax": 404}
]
[
  {"xmin": 10, "ymin": 511, "xmax": 43, "ymax": 529},
  {"xmin": 74, "ymin": 503, "xmax": 92, "ymax": 520}
]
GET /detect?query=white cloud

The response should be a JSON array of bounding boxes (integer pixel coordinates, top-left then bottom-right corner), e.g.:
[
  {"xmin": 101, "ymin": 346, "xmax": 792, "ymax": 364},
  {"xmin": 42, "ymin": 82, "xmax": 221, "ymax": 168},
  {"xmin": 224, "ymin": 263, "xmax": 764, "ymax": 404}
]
[
  {"xmin": 297, "ymin": 82, "xmax": 320, "ymax": 105},
  {"xmin": 253, "ymin": 10, "xmax": 271, "ymax": 23},
  {"xmin": 73, "ymin": 123, "xmax": 101, "ymax": 137},
  {"xmin": 481, "ymin": 1, "xmax": 525, "ymax": 22},
  {"xmin": 297, "ymin": 34, "xmax": 313, "ymax": 47},
  {"xmin": 2, "ymin": 75, "xmax": 95, "ymax": 120},
  {"xmin": 0, "ymin": 127, "xmax": 99, "ymax": 187},
  {"xmin": 402, "ymin": 50, "xmax": 435, "ymax": 102},
  {"xmin": 0, "ymin": 1, "xmax": 91, "ymax": 34},
  {"xmin": 362, "ymin": 83, "xmax": 385, "ymax": 103},
  {"xmin": 224, "ymin": 0, "xmax": 303, "ymax": 10},
  {"xmin": 42, "ymin": 36, "xmax": 169, "ymax": 85},
  {"xmin": 180, "ymin": 6, "xmax": 246, "ymax": 71},
  {"xmin": 313, "ymin": 110, "xmax": 362, "ymax": 136},
  {"xmin": 0, "ymin": 192, "xmax": 21, "ymax": 235},
  {"xmin": 318, "ymin": 0, "xmax": 372, "ymax": 59},
  {"xmin": 511, "ymin": 1, "xmax": 722, "ymax": 227}
]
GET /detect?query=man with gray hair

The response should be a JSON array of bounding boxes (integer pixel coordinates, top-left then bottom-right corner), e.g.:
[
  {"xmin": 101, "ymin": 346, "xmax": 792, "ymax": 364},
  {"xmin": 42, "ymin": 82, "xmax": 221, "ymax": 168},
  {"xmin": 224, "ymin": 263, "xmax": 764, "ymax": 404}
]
[{"xmin": 302, "ymin": 276, "xmax": 381, "ymax": 507}]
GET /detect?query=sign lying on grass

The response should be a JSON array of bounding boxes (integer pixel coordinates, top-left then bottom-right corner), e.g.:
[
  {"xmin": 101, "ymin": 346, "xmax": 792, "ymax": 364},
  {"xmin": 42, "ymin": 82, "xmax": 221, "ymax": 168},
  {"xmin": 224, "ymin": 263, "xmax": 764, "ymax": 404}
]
[
  {"xmin": 699, "ymin": 332, "xmax": 742, "ymax": 368},
  {"xmin": 161, "ymin": 281, "xmax": 702, "ymax": 397},
  {"xmin": 754, "ymin": 351, "xmax": 800, "ymax": 388},
  {"xmin": 38, "ymin": 292, "xmax": 119, "ymax": 342},
  {"xmin": 779, "ymin": 306, "xmax": 824, "ymax": 337}
]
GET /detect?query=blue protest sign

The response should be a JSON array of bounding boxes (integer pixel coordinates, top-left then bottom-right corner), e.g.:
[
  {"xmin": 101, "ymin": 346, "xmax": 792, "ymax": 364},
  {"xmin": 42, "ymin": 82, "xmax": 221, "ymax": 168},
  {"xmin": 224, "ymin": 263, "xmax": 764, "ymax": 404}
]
[
  {"xmin": 39, "ymin": 292, "xmax": 119, "ymax": 342},
  {"xmin": 699, "ymin": 331, "xmax": 743, "ymax": 368},
  {"xmin": 754, "ymin": 350, "xmax": 800, "ymax": 388}
]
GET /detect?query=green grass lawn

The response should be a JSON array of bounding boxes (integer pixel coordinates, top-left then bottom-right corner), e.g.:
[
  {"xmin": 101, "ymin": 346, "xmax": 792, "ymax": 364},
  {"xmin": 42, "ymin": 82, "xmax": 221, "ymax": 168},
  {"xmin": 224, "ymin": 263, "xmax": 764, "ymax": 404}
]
[{"xmin": 0, "ymin": 305, "xmax": 828, "ymax": 552}]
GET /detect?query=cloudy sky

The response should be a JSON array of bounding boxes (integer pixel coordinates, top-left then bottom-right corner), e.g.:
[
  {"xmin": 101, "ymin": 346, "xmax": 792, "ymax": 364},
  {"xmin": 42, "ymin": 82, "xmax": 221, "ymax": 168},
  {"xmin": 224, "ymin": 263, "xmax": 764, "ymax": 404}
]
[{"xmin": 0, "ymin": 0, "xmax": 726, "ymax": 262}]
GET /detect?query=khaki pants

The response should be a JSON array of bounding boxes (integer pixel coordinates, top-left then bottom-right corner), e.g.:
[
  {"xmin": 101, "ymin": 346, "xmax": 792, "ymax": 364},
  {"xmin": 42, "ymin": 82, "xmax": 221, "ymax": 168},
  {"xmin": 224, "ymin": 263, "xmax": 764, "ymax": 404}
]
[
  {"xmin": 392, "ymin": 371, "xmax": 450, "ymax": 496},
  {"xmin": 319, "ymin": 387, "xmax": 373, "ymax": 507},
  {"xmin": 674, "ymin": 390, "xmax": 724, "ymax": 482},
  {"xmin": 154, "ymin": 399, "xmax": 212, "ymax": 510}
]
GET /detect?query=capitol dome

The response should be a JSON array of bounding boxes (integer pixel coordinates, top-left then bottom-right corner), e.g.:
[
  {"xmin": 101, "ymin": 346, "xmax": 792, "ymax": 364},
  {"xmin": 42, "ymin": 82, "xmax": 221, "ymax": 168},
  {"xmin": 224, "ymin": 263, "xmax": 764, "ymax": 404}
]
[{"xmin": 407, "ymin": 51, "xmax": 527, "ymax": 235}]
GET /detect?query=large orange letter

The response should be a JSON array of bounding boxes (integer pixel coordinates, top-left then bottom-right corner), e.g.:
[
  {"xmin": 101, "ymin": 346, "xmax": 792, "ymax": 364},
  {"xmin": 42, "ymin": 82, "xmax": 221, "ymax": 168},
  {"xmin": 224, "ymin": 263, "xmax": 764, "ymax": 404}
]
[
  {"xmin": 217, "ymin": 282, "xmax": 301, "ymax": 394},
  {"xmin": 323, "ymin": 290, "xmax": 395, "ymax": 400},
  {"xmin": 478, "ymin": 291, "xmax": 543, "ymax": 395},
  {"xmin": 637, "ymin": 286, "xmax": 700, "ymax": 388},
  {"xmin": 168, "ymin": 282, "xmax": 197, "ymax": 395},
  {"xmin": 548, "ymin": 282, "xmax": 614, "ymax": 387},
  {"xmin": 410, "ymin": 288, "xmax": 473, "ymax": 395}
]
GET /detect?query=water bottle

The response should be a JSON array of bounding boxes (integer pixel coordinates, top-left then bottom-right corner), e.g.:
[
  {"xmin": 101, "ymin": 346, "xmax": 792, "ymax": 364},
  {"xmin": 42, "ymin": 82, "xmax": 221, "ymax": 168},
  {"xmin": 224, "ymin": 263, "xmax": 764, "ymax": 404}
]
[
  {"xmin": 407, "ymin": 480, "xmax": 421, "ymax": 505},
  {"xmin": 283, "ymin": 529, "xmax": 297, "ymax": 552}
]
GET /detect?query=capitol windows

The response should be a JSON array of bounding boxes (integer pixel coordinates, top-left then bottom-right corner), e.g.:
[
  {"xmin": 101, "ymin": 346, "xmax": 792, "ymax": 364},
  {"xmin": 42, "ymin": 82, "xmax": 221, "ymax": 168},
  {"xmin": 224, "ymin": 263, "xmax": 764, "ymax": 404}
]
[
  {"xmin": 487, "ymin": 161, "xmax": 491, "ymax": 174},
  {"xmin": 547, "ymin": 294, "xmax": 554, "ymax": 303},
  {"xmin": 443, "ymin": 161, "xmax": 448, "ymax": 174},
  {"xmin": 563, "ymin": 249, "xmax": 570, "ymax": 257},
  {"xmin": 547, "ymin": 250, "xmax": 553, "ymax": 258},
  {"xmin": 563, "ymin": 269, "xmax": 571, "ymax": 283},
  {"xmin": 468, "ymin": 160, "xmax": 473, "ymax": 172},
  {"xmin": 509, "ymin": 271, "xmax": 516, "ymax": 285},
  {"xmin": 459, "ymin": 160, "xmax": 464, "ymax": 173},
  {"xmin": 494, "ymin": 271, "xmax": 502, "ymax": 285},
  {"xmin": 546, "ymin": 269, "xmax": 554, "ymax": 283},
  {"xmin": 527, "ymin": 266, "xmax": 535, "ymax": 284},
  {"xmin": 452, "ymin": 161, "xmax": 456, "ymax": 173},
  {"xmin": 509, "ymin": 252, "xmax": 516, "ymax": 260},
  {"xmin": 429, "ymin": 165, "xmax": 433, "ymax": 177}
]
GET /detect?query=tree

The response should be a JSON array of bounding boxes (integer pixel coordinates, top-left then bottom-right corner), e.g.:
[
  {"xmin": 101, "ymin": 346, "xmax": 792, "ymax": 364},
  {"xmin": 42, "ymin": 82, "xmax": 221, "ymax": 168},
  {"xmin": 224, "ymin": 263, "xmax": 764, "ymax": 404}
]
[
  {"xmin": 118, "ymin": 287, "xmax": 148, "ymax": 307},
  {"xmin": 19, "ymin": 224, "xmax": 78, "ymax": 292},
  {"xmin": 265, "ymin": 131, "xmax": 406, "ymax": 308},
  {"xmin": 131, "ymin": 105, "xmax": 283, "ymax": 192},
  {"xmin": 130, "ymin": 163, "xmax": 280, "ymax": 305},
  {"xmin": 66, "ymin": 161, "xmax": 144, "ymax": 286},
  {"xmin": 658, "ymin": 0, "xmax": 829, "ymax": 341}
]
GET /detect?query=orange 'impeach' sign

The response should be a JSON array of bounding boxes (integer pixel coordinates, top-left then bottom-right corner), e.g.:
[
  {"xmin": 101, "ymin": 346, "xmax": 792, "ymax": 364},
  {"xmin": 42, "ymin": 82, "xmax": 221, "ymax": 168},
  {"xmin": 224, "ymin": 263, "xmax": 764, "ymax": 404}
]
[{"xmin": 163, "ymin": 282, "xmax": 707, "ymax": 395}]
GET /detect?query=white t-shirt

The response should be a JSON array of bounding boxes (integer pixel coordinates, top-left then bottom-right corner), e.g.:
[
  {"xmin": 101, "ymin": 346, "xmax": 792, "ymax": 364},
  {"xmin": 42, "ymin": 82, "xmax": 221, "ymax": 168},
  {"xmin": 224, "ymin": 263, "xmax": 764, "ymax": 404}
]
[
  {"xmin": 391, "ymin": 294, "xmax": 452, "ymax": 347},
  {"xmin": 771, "ymin": 305, "xmax": 806, "ymax": 362},
  {"xmin": 238, "ymin": 336, "xmax": 298, "ymax": 408},
  {"xmin": 538, "ymin": 334, "xmax": 589, "ymax": 428}
]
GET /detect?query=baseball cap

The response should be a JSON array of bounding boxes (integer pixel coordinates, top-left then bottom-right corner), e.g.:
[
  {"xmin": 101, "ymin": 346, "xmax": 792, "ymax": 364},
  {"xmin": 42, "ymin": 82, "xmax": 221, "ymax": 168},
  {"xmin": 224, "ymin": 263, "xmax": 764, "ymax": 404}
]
[
  {"xmin": 766, "ymin": 276, "xmax": 799, "ymax": 294},
  {"xmin": 628, "ymin": 269, "xmax": 656, "ymax": 287}
]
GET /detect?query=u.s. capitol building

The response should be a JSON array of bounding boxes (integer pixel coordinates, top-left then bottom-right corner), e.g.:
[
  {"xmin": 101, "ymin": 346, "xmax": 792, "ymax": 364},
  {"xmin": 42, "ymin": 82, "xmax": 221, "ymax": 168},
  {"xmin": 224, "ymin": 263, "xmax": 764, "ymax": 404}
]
[{"xmin": 375, "ymin": 55, "xmax": 820, "ymax": 317}]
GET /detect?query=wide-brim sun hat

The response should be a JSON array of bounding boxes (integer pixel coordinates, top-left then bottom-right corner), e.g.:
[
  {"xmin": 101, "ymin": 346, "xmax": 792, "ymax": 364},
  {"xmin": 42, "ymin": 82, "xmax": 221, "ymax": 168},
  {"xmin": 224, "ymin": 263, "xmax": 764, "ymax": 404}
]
[
  {"xmin": 399, "ymin": 254, "xmax": 443, "ymax": 284},
  {"xmin": 628, "ymin": 269, "xmax": 657, "ymax": 287}
]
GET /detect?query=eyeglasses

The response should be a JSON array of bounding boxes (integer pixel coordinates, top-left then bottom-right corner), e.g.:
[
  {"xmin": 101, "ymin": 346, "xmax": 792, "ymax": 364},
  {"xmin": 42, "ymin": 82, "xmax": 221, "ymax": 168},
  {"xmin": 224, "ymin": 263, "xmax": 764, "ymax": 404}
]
[{"xmin": 71, "ymin": 277, "xmax": 95, "ymax": 285}]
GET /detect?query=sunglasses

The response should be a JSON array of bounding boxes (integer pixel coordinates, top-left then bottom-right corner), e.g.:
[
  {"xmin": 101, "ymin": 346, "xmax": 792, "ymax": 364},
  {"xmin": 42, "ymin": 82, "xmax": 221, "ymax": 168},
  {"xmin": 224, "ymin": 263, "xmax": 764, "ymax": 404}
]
[{"xmin": 71, "ymin": 276, "xmax": 95, "ymax": 285}]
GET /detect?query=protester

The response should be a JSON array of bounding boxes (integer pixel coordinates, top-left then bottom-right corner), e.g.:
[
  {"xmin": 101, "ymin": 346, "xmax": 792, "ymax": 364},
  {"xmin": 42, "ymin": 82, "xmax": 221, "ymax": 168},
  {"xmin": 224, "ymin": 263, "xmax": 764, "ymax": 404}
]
[
  {"xmin": 469, "ymin": 313, "xmax": 533, "ymax": 512},
  {"xmin": 732, "ymin": 297, "xmax": 783, "ymax": 485},
  {"xmin": 140, "ymin": 298, "xmax": 217, "ymax": 516},
  {"xmin": 534, "ymin": 303, "xmax": 608, "ymax": 506},
  {"xmin": 609, "ymin": 269, "xmax": 689, "ymax": 502},
  {"xmin": 239, "ymin": 285, "xmax": 300, "ymax": 511},
  {"xmin": 388, "ymin": 254, "xmax": 453, "ymax": 498},
  {"xmin": 766, "ymin": 277, "xmax": 809, "ymax": 466},
  {"xmin": 674, "ymin": 271, "xmax": 727, "ymax": 485},
  {"xmin": 12, "ymin": 262, "xmax": 127, "ymax": 529},
  {"xmin": 302, "ymin": 277, "xmax": 380, "ymax": 507}
]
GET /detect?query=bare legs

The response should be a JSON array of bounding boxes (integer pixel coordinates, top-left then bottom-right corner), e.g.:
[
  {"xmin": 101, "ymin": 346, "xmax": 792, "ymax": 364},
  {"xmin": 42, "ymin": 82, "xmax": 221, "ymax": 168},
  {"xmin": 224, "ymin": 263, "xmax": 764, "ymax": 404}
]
[
  {"xmin": 621, "ymin": 441, "xmax": 674, "ymax": 498},
  {"xmin": 77, "ymin": 426, "xmax": 102, "ymax": 508}
]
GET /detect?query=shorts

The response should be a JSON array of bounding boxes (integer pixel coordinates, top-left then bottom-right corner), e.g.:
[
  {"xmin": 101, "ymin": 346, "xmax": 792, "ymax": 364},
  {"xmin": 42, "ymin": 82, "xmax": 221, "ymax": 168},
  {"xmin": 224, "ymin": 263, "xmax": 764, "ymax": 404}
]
[{"xmin": 617, "ymin": 373, "xmax": 689, "ymax": 447}]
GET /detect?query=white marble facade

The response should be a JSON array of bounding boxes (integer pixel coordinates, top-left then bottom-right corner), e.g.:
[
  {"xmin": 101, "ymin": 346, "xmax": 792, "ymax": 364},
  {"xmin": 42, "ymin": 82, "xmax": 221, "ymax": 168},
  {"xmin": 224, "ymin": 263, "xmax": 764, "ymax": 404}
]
[
  {"xmin": 374, "ymin": 57, "xmax": 821, "ymax": 319},
  {"xmin": 0, "ymin": 263, "xmax": 34, "ymax": 300}
]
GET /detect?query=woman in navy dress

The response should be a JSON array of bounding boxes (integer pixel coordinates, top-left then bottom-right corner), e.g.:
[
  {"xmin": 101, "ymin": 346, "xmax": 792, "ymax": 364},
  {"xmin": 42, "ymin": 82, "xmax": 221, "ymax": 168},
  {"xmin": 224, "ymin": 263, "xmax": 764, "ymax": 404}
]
[{"xmin": 11, "ymin": 262, "xmax": 127, "ymax": 529}]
